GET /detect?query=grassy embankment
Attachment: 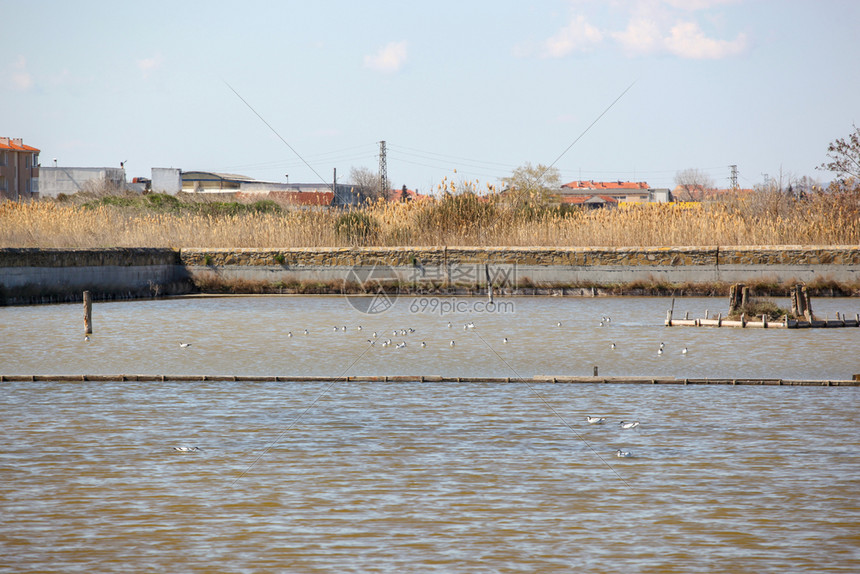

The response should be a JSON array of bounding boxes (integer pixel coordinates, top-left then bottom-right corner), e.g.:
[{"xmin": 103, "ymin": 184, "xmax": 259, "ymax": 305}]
[{"xmin": 1, "ymin": 182, "xmax": 859, "ymax": 300}]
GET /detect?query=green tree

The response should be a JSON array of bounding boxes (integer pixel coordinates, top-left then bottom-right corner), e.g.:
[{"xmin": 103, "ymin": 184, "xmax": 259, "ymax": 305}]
[{"xmin": 500, "ymin": 162, "xmax": 561, "ymax": 210}]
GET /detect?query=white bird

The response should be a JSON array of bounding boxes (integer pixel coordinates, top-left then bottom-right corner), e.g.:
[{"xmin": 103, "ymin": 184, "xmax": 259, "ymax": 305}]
[
  {"xmin": 450, "ymin": 340, "xmax": 455, "ymax": 347},
  {"xmin": 620, "ymin": 421, "xmax": 640, "ymax": 429},
  {"xmin": 179, "ymin": 342, "xmax": 191, "ymax": 348},
  {"xmin": 341, "ymin": 326, "xmax": 346, "ymax": 332},
  {"xmin": 367, "ymin": 339, "xmax": 375, "ymax": 346},
  {"xmin": 586, "ymin": 416, "xmax": 606, "ymax": 424},
  {"xmin": 659, "ymin": 342, "xmax": 665, "ymax": 349},
  {"xmin": 303, "ymin": 329, "xmax": 309, "ymax": 334},
  {"xmin": 396, "ymin": 342, "xmax": 407, "ymax": 349},
  {"xmin": 502, "ymin": 337, "xmax": 509, "ymax": 344},
  {"xmin": 615, "ymin": 449, "xmax": 633, "ymax": 458},
  {"xmin": 357, "ymin": 325, "xmax": 362, "ymax": 331},
  {"xmin": 681, "ymin": 347, "xmax": 688, "ymax": 355},
  {"xmin": 421, "ymin": 341, "xmax": 426, "ymax": 348},
  {"xmin": 372, "ymin": 332, "xmax": 378, "ymax": 338},
  {"xmin": 333, "ymin": 326, "xmax": 338, "ymax": 331},
  {"xmin": 657, "ymin": 348, "xmax": 663, "ymax": 356},
  {"xmin": 173, "ymin": 446, "xmax": 200, "ymax": 452},
  {"xmin": 287, "ymin": 331, "xmax": 292, "ymax": 338},
  {"xmin": 610, "ymin": 342, "xmax": 616, "ymax": 349},
  {"xmin": 557, "ymin": 322, "xmax": 562, "ymax": 327},
  {"xmin": 466, "ymin": 322, "xmax": 475, "ymax": 329},
  {"xmin": 84, "ymin": 335, "xmax": 90, "ymax": 342},
  {"xmin": 447, "ymin": 322, "xmax": 452, "ymax": 328}
]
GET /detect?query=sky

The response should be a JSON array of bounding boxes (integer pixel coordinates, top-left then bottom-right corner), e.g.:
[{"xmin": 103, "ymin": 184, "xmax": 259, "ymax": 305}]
[{"xmin": 3, "ymin": 0, "xmax": 859, "ymax": 193}]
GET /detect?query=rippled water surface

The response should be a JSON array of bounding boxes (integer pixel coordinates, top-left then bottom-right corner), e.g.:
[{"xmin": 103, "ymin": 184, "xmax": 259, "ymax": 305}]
[
  {"xmin": 1, "ymin": 296, "xmax": 859, "ymax": 571},
  {"xmin": 1, "ymin": 380, "xmax": 858, "ymax": 572},
  {"xmin": 1, "ymin": 295, "xmax": 859, "ymax": 379}
]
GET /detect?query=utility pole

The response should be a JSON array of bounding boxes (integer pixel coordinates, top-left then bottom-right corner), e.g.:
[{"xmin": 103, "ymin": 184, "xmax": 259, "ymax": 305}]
[
  {"xmin": 729, "ymin": 164, "xmax": 738, "ymax": 190},
  {"xmin": 378, "ymin": 140, "xmax": 388, "ymax": 199},
  {"xmin": 333, "ymin": 167, "xmax": 337, "ymax": 205}
]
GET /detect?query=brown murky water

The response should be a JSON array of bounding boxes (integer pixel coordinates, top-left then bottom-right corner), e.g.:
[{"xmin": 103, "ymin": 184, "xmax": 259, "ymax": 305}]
[
  {"xmin": 1, "ymin": 296, "xmax": 859, "ymax": 571},
  {"xmin": 1, "ymin": 380, "xmax": 858, "ymax": 572},
  {"xmin": 1, "ymin": 295, "xmax": 859, "ymax": 379}
]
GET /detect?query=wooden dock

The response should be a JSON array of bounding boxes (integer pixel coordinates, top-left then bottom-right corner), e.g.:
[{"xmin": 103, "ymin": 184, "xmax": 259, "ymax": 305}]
[{"xmin": 666, "ymin": 310, "xmax": 860, "ymax": 329}]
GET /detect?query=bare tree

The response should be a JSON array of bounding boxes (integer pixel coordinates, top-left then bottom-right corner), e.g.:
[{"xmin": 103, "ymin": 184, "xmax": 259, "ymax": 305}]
[
  {"xmin": 674, "ymin": 168, "xmax": 715, "ymax": 201},
  {"xmin": 818, "ymin": 123, "xmax": 860, "ymax": 180},
  {"xmin": 348, "ymin": 166, "xmax": 384, "ymax": 203}
]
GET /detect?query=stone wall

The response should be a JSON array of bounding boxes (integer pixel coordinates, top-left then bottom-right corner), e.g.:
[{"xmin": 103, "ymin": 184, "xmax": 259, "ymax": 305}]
[{"xmin": 2, "ymin": 246, "xmax": 858, "ymax": 305}]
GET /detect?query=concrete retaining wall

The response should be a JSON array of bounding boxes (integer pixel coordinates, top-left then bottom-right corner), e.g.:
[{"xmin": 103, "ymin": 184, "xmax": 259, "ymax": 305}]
[
  {"xmin": 2, "ymin": 246, "xmax": 858, "ymax": 305},
  {"xmin": 181, "ymin": 246, "xmax": 860, "ymax": 287},
  {"xmin": 0, "ymin": 248, "xmax": 192, "ymax": 304}
]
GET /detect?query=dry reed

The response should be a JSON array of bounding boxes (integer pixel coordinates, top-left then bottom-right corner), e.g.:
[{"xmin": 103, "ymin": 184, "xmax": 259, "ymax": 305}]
[{"xmin": 1, "ymin": 186, "xmax": 858, "ymax": 248}]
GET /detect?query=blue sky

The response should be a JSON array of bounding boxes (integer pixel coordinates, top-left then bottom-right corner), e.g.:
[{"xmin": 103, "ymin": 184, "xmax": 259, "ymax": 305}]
[{"xmin": 3, "ymin": 0, "xmax": 858, "ymax": 193}]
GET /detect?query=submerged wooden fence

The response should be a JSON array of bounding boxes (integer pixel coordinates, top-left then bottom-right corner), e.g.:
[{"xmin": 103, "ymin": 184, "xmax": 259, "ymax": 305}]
[{"xmin": 1, "ymin": 374, "xmax": 857, "ymax": 385}]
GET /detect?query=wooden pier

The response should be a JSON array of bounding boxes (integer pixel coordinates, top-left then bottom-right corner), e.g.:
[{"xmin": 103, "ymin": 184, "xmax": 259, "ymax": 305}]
[{"xmin": 665, "ymin": 283, "xmax": 860, "ymax": 329}]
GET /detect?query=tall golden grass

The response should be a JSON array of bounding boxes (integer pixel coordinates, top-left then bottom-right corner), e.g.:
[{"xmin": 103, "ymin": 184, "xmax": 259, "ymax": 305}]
[{"xmin": 1, "ymin": 186, "xmax": 858, "ymax": 248}]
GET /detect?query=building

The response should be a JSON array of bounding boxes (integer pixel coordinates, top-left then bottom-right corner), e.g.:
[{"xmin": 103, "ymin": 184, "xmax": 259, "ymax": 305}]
[
  {"xmin": 559, "ymin": 180, "xmax": 675, "ymax": 206},
  {"xmin": 38, "ymin": 166, "xmax": 127, "ymax": 198},
  {"xmin": 181, "ymin": 171, "xmax": 361, "ymax": 207},
  {"xmin": 0, "ymin": 137, "xmax": 40, "ymax": 200}
]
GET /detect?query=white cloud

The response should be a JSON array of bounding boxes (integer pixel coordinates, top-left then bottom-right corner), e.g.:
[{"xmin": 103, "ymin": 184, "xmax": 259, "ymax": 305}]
[
  {"xmin": 11, "ymin": 55, "xmax": 34, "ymax": 90},
  {"xmin": 612, "ymin": 18, "xmax": 664, "ymax": 56},
  {"xmin": 542, "ymin": 15, "xmax": 603, "ymax": 58},
  {"xmin": 536, "ymin": 1, "xmax": 748, "ymax": 60},
  {"xmin": 137, "ymin": 55, "xmax": 162, "ymax": 78},
  {"xmin": 364, "ymin": 41, "xmax": 408, "ymax": 74},
  {"xmin": 665, "ymin": 20, "xmax": 747, "ymax": 59}
]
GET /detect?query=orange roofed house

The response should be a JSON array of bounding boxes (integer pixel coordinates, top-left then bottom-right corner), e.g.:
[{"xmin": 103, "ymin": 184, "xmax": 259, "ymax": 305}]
[
  {"xmin": 0, "ymin": 137, "xmax": 40, "ymax": 200},
  {"xmin": 559, "ymin": 180, "xmax": 658, "ymax": 208}
]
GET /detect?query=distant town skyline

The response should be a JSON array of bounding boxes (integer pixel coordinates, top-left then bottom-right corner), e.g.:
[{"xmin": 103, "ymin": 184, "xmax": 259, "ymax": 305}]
[{"xmin": 3, "ymin": 1, "xmax": 858, "ymax": 193}]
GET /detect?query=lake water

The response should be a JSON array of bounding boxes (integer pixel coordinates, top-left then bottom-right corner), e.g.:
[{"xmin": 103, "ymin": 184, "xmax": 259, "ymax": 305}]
[
  {"xmin": 1, "ymin": 296, "xmax": 859, "ymax": 572},
  {"xmin": 1, "ymin": 295, "xmax": 858, "ymax": 380}
]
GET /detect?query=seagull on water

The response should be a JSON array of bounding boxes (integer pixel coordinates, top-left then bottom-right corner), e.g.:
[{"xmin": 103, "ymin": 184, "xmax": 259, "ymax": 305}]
[
  {"xmin": 84, "ymin": 335, "xmax": 90, "ymax": 342},
  {"xmin": 287, "ymin": 331, "xmax": 292, "ymax": 338},
  {"xmin": 681, "ymin": 347, "xmax": 688, "ymax": 355},
  {"xmin": 450, "ymin": 340, "xmax": 456, "ymax": 347},
  {"xmin": 586, "ymin": 416, "xmax": 606, "ymax": 424},
  {"xmin": 179, "ymin": 342, "xmax": 191, "ymax": 348},
  {"xmin": 657, "ymin": 348, "xmax": 663, "ymax": 356},
  {"xmin": 421, "ymin": 341, "xmax": 426, "ymax": 348},
  {"xmin": 173, "ymin": 446, "xmax": 201, "ymax": 452},
  {"xmin": 610, "ymin": 342, "xmax": 616, "ymax": 350},
  {"xmin": 615, "ymin": 449, "xmax": 633, "ymax": 458},
  {"xmin": 396, "ymin": 342, "xmax": 407, "ymax": 349},
  {"xmin": 620, "ymin": 421, "xmax": 640, "ymax": 429},
  {"xmin": 303, "ymin": 329, "xmax": 309, "ymax": 334}
]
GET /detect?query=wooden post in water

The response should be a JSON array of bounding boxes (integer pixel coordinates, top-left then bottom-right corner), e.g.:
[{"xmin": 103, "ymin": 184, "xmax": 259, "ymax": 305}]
[
  {"xmin": 485, "ymin": 263, "xmax": 494, "ymax": 304},
  {"xmin": 802, "ymin": 286, "xmax": 813, "ymax": 322},
  {"xmin": 83, "ymin": 291, "xmax": 93, "ymax": 334},
  {"xmin": 729, "ymin": 284, "xmax": 745, "ymax": 315}
]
